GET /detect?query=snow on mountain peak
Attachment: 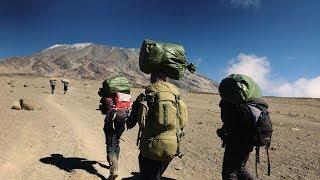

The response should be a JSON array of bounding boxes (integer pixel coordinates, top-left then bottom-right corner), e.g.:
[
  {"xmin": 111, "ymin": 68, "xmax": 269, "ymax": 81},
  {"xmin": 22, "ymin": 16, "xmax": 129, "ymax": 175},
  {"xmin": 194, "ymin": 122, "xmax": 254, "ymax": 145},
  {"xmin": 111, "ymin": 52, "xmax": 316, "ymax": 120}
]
[
  {"xmin": 43, "ymin": 44, "xmax": 65, "ymax": 51},
  {"xmin": 70, "ymin": 43, "xmax": 92, "ymax": 49},
  {"xmin": 43, "ymin": 43, "xmax": 92, "ymax": 51}
]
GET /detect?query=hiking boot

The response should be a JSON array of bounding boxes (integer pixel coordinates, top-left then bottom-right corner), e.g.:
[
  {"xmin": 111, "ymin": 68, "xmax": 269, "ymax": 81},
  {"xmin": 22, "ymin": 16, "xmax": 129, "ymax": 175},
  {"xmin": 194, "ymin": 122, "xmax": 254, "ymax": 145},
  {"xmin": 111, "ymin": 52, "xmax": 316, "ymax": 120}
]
[
  {"xmin": 108, "ymin": 154, "xmax": 119, "ymax": 178},
  {"xmin": 109, "ymin": 163, "xmax": 118, "ymax": 176},
  {"xmin": 108, "ymin": 174, "xmax": 118, "ymax": 180}
]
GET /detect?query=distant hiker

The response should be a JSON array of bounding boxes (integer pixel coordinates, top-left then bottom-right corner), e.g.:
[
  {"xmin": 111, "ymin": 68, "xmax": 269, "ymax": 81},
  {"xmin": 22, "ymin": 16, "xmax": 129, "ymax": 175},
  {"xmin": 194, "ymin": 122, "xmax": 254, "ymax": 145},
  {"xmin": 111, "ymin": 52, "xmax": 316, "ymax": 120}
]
[
  {"xmin": 63, "ymin": 83, "xmax": 68, "ymax": 94},
  {"xmin": 128, "ymin": 39, "xmax": 195, "ymax": 180},
  {"xmin": 61, "ymin": 79, "xmax": 70, "ymax": 94},
  {"xmin": 98, "ymin": 77, "xmax": 132, "ymax": 178},
  {"xmin": 49, "ymin": 79, "xmax": 57, "ymax": 94},
  {"xmin": 217, "ymin": 74, "xmax": 273, "ymax": 180}
]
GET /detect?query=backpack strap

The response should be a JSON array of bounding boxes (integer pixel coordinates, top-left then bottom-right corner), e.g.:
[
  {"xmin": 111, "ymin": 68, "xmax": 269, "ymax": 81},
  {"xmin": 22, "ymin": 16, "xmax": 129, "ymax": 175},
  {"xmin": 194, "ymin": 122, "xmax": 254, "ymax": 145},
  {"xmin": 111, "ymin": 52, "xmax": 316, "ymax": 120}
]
[
  {"xmin": 174, "ymin": 94, "xmax": 184, "ymax": 158},
  {"xmin": 255, "ymin": 147, "xmax": 260, "ymax": 178},
  {"xmin": 266, "ymin": 147, "xmax": 271, "ymax": 176},
  {"xmin": 266, "ymin": 132, "xmax": 272, "ymax": 176}
]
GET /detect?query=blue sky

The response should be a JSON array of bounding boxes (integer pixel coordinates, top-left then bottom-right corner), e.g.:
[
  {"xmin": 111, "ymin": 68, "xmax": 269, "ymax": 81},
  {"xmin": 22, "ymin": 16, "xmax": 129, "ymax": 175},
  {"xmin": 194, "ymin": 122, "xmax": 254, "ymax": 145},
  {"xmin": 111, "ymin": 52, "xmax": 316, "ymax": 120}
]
[{"xmin": 0, "ymin": 0, "xmax": 319, "ymax": 97}]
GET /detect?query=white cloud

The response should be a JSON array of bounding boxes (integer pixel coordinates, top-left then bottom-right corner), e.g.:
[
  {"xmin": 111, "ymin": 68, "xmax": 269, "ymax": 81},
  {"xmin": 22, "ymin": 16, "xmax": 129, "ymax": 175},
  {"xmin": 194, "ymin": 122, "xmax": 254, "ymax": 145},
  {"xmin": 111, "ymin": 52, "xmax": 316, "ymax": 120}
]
[
  {"xmin": 226, "ymin": 53, "xmax": 320, "ymax": 98},
  {"xmin": 227, "ymin": 53, "xmax": 269, "ymax": 89},
  {"xmin": 222, "ymin": 0, "xmax": 261, "ymax": 9},
  {"xmin": 275, "ymin": 77, "xmax": 320, "ymax": 98}
]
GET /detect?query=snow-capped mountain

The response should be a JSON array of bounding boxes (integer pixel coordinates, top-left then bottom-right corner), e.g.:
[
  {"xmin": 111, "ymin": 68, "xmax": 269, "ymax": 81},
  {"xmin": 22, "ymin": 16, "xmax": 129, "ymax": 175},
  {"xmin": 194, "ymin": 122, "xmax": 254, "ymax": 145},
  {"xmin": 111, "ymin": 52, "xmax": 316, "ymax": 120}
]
[{"xmin": 0, "ymin": 43, "xmax": 218, "ymax": 93}]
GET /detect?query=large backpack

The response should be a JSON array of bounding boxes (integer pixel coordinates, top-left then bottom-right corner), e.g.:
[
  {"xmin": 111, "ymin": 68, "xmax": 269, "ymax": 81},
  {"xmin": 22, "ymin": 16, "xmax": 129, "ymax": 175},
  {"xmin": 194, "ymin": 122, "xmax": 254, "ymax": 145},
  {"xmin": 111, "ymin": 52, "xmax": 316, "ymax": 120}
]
[
  {"xmin": 101, "ymin": 92, "xmax": 132, "ymax": 124},
  {"xmin": 242, "ymin": 102, "xmax": 273, "ymax": 177},
  {"xmin": 137, "ymin": 81, "xmax": 188, "ymax": 161}
]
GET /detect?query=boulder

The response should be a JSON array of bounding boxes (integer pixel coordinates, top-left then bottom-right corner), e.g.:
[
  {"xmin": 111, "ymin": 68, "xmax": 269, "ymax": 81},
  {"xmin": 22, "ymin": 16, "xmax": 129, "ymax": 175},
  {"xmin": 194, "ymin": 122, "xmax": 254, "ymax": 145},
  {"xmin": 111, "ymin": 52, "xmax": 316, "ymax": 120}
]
[{"xmin": 11, "ymin": 101, "xmax": 21, "ymax": 110}]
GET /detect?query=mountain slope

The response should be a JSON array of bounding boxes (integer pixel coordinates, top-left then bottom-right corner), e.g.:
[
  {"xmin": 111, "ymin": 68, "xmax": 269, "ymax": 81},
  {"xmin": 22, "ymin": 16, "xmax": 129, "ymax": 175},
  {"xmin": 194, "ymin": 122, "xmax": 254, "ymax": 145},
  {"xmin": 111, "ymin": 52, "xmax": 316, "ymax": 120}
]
[{"xmin": 0, "ymin": 43, "xmax": 218, "ymax": 93}]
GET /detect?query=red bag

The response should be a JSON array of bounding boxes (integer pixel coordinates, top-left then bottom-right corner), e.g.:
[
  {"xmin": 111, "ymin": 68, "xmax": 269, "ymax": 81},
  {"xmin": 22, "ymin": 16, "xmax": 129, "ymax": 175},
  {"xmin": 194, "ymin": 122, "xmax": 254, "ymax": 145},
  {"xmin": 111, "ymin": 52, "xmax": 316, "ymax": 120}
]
[
  {"xmin": 113, "ymin": 92, "xmax": 132, "ymax": 110},
  {"xmin": 102, "ymin": 93, "xmax": 132, "ymax": 123}
]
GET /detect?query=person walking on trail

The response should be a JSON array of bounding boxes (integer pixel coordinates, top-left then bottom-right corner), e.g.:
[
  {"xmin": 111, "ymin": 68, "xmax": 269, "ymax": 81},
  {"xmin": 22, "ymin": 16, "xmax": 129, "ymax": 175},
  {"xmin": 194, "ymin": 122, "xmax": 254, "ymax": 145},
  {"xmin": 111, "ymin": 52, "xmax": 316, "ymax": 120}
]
[
  {"xmin": 127, "ymin": 39, "xmax": 195, "ymax": 180},
  {"xmin": 130, "ymin": 72, "xmax": 188, "ymax": 180},
  {"xmin": 217, "ymin": 74, "xmax": 273, "ymax": 180},
  {"xmin": 98, "ymin": 77, "xmax": 132, "ymax": 179},
  {"xmin": 63, "ymin": 82, "xmax": 69, "ymax": 94},
  {"xmin": 61, "ymin": 79, "xmax": 70, "ymax": 94},
  {"xmin": 49, "ymin": 79, "xmax": 57, "ymax": 94}
]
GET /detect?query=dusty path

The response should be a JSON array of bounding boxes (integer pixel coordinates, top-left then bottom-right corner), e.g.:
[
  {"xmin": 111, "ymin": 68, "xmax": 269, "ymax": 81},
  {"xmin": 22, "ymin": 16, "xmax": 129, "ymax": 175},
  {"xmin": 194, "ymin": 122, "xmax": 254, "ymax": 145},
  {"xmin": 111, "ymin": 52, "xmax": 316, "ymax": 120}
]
[
  {"xmin": 1, "ymin": 76, "xmax": 319, "ymax": 180},
  {"xmin": 0, "ymin": 78, "xmax": 139, "ymax": 179}
]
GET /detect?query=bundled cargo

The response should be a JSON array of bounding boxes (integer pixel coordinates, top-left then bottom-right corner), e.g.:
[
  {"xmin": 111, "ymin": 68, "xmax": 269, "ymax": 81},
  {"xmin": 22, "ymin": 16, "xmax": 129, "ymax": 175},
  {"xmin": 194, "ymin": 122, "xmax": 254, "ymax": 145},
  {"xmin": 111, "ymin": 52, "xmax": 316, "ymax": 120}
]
[
  {"xmin": 219, "ymin": 74, "xmax": 262, "ymax": 104},
  {"xmin": 139, "ymin": 39, "xmax": 195, "ymax": 80},
  {"xmin": 98, "ymin": 76, "xmax": 130, "ymax": 97},
  {"xmin": 61, "ymin": 79, "xmax": 70, "ymax": 84},
  {"xmin": 49, "ymin": 78, "xmax": 57, "ymax": 82}
]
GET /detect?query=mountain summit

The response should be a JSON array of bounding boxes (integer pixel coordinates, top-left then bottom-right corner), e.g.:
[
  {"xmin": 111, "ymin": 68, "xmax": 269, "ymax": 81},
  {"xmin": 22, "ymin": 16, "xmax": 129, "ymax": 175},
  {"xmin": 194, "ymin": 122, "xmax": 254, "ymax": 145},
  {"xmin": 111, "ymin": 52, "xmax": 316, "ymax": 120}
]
[{"xmin": 0, "ymin": 43, "xmax": 218, "ymax": 93}]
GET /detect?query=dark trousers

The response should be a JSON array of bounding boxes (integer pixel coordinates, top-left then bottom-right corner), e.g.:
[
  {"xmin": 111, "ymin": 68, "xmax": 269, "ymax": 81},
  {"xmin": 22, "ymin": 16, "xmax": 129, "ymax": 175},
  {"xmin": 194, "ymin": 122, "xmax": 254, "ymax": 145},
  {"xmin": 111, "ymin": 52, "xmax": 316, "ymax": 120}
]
[
  {"xmin": 138, "ymin": 154, "xmax": 172, "ymax": 180},
  {"xmin": 222, "ymin": 144, "xmax": 257, "ymax": 180},
  {"xmin": 63, "ymin": 85, "xmax": 68, "ymax": 93},
  {"xmin": 103, "ymin": 120, "xmax": 125, "ymax": 167},
  {"xmin": 51, "ymin": 85, "xmax": 55, "ymax": 94}
]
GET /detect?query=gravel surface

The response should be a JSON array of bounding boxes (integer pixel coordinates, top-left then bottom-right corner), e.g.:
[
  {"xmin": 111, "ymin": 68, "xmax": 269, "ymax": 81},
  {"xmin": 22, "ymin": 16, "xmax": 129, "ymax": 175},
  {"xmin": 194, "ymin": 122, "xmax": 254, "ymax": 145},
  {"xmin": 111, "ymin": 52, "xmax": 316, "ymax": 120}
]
[{"xmin": 0, "ymin": 77, "xmax": 319, "ymax": 179}]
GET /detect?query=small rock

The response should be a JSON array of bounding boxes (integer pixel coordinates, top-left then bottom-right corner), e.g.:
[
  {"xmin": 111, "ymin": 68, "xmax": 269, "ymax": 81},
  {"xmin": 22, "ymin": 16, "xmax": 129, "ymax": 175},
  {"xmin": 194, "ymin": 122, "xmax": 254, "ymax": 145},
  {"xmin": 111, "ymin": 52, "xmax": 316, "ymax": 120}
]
[
  {"xmin": 55, "ymin": 132, "xmax": 59, "ymax": 134},
  {"xmin": 52, "ymin": 125, "xmax": 55, "ymax": 128},
  {"xmin": 291, "ymin": 128, "xmax": 301, "ymax": 131},
  {"xmin": 175, "ymin": 166, "xmax": 182, "ymax": 170},
  {"xmin": 23, "ymin": 84, "xmax": 28, "ymax": 87},
  {"xmin": 86, "ymin": 96, "xmax": 90, "ymax": 98},
  {"xmin": 11, "ymin": 101, "xmax": 21, "ymax": 110},
  {"xmin": 270, "ymin": 147, "xmax": 276, "ymax": 150}
]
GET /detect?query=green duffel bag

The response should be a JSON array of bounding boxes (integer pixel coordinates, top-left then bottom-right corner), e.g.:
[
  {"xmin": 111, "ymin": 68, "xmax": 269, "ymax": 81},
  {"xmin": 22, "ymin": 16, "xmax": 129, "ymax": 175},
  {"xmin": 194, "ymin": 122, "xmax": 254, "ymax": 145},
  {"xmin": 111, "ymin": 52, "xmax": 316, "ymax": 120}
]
[
  {"xmin": 139, "ymin": 39, "xmax": 195, "ymax": 80},
  {"xmin": 98, "ymin": 77, "xmax": 130, "ymax": 97},
  {"xmin": 219, "ymin": 74, "xmax": 262, "ymax": 104}
]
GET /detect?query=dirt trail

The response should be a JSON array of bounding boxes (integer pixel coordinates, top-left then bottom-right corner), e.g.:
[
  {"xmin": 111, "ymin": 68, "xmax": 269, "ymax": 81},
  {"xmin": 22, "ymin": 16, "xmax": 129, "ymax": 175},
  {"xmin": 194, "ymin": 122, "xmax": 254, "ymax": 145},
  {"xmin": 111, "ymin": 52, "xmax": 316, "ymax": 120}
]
[
  {"xmin": 1, "ymin": 77, "xmax": 319, "ymax": 180},
  {"xmin": 42, "ymin": 86, "xmax": 140, "ymax": 179},
  {"xmin": 0, "ymin": 79, "xmax": 138, "ymax": 179}
]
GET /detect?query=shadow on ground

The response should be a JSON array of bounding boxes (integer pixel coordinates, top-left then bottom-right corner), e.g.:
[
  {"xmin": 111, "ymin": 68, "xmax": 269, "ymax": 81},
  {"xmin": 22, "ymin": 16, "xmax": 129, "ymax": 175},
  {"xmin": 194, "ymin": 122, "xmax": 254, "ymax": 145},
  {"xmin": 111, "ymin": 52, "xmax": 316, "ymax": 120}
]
[
  {"xmin": 40, "ymin": 153, "xmax": 109, "ymax": 180},
  {"xmin": 121, "ymin": 172, "xmax": 176, "ymax": 180},
  {"xmin": 42, "ymin": 91, "xmax": 64, "ymax": 94}
]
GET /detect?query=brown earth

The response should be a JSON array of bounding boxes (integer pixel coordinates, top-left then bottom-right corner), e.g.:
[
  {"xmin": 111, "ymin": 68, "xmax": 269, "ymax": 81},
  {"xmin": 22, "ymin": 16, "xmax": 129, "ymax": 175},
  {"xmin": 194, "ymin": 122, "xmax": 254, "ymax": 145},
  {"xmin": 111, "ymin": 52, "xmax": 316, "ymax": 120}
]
[{"xmin": 0, "ymin": 76, "xmax": 319, "ymax": 180}]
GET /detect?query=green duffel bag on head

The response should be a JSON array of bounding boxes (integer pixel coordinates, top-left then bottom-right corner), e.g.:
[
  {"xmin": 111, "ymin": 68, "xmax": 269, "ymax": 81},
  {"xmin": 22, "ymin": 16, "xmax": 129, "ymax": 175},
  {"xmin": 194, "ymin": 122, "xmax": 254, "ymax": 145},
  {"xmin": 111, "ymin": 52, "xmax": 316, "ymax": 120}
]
[
  {"xmin": 139, "ymin": 39, "xmax": 195, "ymax": 80},
  {"xmin": 219, "ymin": 74, "xmax": 262, "ymax": 104},
  {"xmin": 98, "ymin": 76, "xmax": 130, "ymax": 97}
]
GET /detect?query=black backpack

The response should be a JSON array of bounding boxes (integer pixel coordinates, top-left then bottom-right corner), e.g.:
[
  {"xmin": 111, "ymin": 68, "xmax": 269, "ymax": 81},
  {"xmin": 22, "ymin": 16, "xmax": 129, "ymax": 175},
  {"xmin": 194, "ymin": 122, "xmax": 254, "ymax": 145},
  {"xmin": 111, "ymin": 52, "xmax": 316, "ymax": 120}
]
[{"xmin": 243, "ymin": 103, "xmax": 273, "ymax": 177}]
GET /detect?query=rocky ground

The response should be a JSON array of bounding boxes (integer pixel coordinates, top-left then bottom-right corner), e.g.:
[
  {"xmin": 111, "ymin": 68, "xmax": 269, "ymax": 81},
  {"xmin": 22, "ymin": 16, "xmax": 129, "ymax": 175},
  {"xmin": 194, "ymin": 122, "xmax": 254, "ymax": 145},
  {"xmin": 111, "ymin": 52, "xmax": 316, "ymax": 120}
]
[{"xmin": 0, "ymin": 76, "xmax": 319, "ymax": 180}]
